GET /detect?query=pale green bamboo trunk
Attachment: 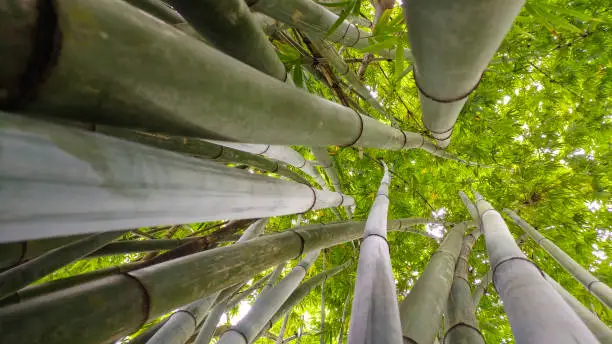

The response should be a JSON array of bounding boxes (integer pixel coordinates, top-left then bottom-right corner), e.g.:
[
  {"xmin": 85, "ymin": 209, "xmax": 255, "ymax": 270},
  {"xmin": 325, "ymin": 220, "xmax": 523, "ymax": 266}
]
[
  {"xmin": 475, "ymin": 195, "xmax": 597, "ymax": 343},
  {"xmin": 399, "ymin": 221, "xmax": 473, "ymax": 344},
  {"xmin": 504, "ymin": 209, "xmax": 612, "ymax": 309},
  {"xmin": 401, "ymin": 0, "xmax": 524, "ymax": 147},
  {"xmin": 0, "ymin": 113, "xmax": 352, "ymax": 242},
  {"xmin": 310, "ymin": 147, "xmax": 354, "ymax": 218},
  {"xmin": 348, "ymin": 163, "xmax": 403, "ymax": 344}
]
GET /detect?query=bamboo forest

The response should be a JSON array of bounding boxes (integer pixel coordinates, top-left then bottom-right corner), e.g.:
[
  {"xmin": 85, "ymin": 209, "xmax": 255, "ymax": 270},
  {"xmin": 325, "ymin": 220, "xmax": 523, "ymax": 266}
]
[{"xmin": 1, "ymin": 0, "xmax": 611, "ymax": 343}]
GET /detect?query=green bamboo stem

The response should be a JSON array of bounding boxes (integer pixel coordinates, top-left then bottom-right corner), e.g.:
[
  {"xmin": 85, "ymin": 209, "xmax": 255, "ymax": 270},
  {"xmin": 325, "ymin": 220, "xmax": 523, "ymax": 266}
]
[
  {"xmin": 247, "ymin": 0, "xmax": 413, "ymax": 60},
  {"xmin": 0, "ymin": 218, "xmax": 418, "ymax": 344},
  {"xmin": 218, "ymin": 250, "xmax": 321, "ymax": 344},
  {"xmin": 0, "ymin": 220, "xmax": 252, "ymax": 307},
  {"xmin": 0, "ymin": 113, "xmax": 352, "ymax": 242},
  {"xmin": 147, "ymin": 219, "xmax": 269, "ymax": 344},
  {"xmin": 544, "ymin": 273, "xmax": 612, "ymax": 343},
  {"xmin": 348, "ymin": 163, "xmax": 403, "ymax": 343},
  {"xmin": 0, "ymin": 235, "xmax": 87, "ymax": 270},
  {"xmin": 338, "ymin": 291, "xmax": 351, "ymax": 344},
  {"xmin": 458, "ymin": 191, "xmax": 479, "ymax": 222},
  {"xmin": 504, "ymin": 209, "xmax": 612, "ymax": 310},
  {"xmin": 399, "ymin": 221, "xmax": 473, "ymax": 344},
  {"xmin": 0, "ymin": 231, "xmax": 125, "ymax": 300},
  {"xmin": 475, "ymin": 197, "xmax": 597, "ymax": 343},
  {"xmin": 320, "ymin": 257, "xmax": 326, "ymax": 344},
  {"xmin": 443, "ymin": 229, "xmax": 485, "ymax": 344},
  {"xmin": 277, "ymin": 312, "xmax": 291, "ymax": 344},
  {"xmin": 310, "ymin": 147, "xmax": 353, "ymax": 219},
  {"xmin": 402, "ymin": 0, "xmax": 524, "ymax": 147},
  {"xmin": 0, "ymin": 0, "xmax": 427, "ymax": 150},
  {"xmin": 471, "ymin": 270, "xmax": 492, "ymax": 307},
  {"xmin": 263, "ymin": 263, "xmax": 287, "ymax": 293},
  {"xmin": 89, "ymin": 238, "xmax": 195, "ymax": 257},
  {"xmin": 92, "ymin": 127, "xmax": 310, "ymax": 185}
]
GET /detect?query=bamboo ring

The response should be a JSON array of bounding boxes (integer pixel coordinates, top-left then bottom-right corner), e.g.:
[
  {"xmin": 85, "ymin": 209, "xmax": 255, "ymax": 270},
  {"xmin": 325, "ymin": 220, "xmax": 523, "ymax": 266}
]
[
  {"xmin": 402, "ymin": 336, "xmax": 418, "ymax": 344},
  {"xmin": 257, "ymin": 144, "xmax": 272, "ymax": 155},
  {"xmin": 227, "ymin": 328, "xmax": 249, "ymax": 343},
  {"xmin": 342, "ymin": 109, "xmax": 364, "ymax": 147},
  {"xmin": 302, "ymin": 186, "xmax": 317, "ymax": 214},
  {"xmin": 376, "ymin": 192, "xmax": 390, "ymax": 201},
  {"xmin": 123, "ymin": 272, "xmax": 152, "ymax": 327},
  {"xmin": 296, "ymin": 158, "xmax": 307, "ymax": 168},
  {"xmin": 290, "ymin": 230, "xmax": 306, "ymax": 258},
  {"xmin": 172, "ymin": 309, "xmax": 197, "ymax": 328},
  {"xmin": 413, "ymin": 65, "xmax": 483, "ymax": 103},
  {"xmin": 270, "ymin": 161, "xmax": 280, "ymax": 173},
  {"xmin": 337, "ymin": 193, "xmax": 345, "ymax": 207},
  {"xmin": 348, "ymin": 25, "xmax": 361, "ymax": 47},
  {"xmin": 364, "ymin": 233, "xmax": 389, "ymax": 246},
  {"xmin": 211, "ymin": 146, "xmax": 225, "ymax": 160},
  {"xmin": 443, "ymin": 322, "xmax": 485, "ymax": 342},
  {"xmin": 587, "ymin": 280, "xmax": 603, "ymax": 292},
  {"xmin": 491, "ymin": 256, "xmax": 544, "ymax": 294}
]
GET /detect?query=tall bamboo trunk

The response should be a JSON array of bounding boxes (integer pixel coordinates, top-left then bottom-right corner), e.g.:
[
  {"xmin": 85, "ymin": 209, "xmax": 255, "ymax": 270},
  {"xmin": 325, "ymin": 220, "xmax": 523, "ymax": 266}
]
[
  {"xmin": 310, "ymin": 147, "xmax": 354, "ymax": 219},
  {"xmin": 0, "ymin": 0, "xmax": 428, "ymax": 149},
  {"xmin": 504, "ymin": 209, "xmax": 612, "ymax": 309},
  {"xmin": 399, "ymin": 221, "xmax": 473, "ymax": 344},
  {"xmin": 401, "ymin": 0, "xmax": 524, "ymax": 147},
  {"xmin": 0, "ymin": 114, "xmax": 352, "ymax": 242},
  {"xmin": 247, "ymin": 0, "xmax": 413, "ymax": 60},
  {"xmin": 544, "ymin": 273, "xmax": 612, "ymax": 343},
  {"xmin": 92, "ymin": 126, "xmax": 310, "ymax": 184},
  {"xmin": 475, "ymin": 195, "xmax": 598, "ymax": 343},
  {"xmin": 146, "ymin": 219, "xmax": 269, "ymax": 344},
  {"xmin": 443, "ymin": 229, "xmax": 485, "ymax": 344},
  {"xmin": 0, "ymin": 231, "xmax": 125, "ymax": 300},
  {"xmin": 218, "ymin": 250, "xmax": 320, "ymax": 344},
  {"xmin": 348, "ymin": 163, "xmax": 402, "ymax": 344}
]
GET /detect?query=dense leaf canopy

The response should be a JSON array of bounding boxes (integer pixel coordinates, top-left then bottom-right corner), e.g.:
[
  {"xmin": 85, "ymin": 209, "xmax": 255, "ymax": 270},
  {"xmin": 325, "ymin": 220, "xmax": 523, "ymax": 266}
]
[{"xmin": 34, "ymin": 0, "xmax": 610, "ymax": 343}]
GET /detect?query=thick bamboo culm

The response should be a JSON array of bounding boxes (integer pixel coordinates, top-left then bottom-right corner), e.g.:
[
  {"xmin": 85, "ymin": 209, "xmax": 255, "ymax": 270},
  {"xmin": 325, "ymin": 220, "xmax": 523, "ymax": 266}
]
[
  {"xmin": 348, "ymin": 164, "xmax": 403, "ymax": 344},
  {"xmin": 504, "ymin": 209, "xmax": 612, "ymax": 309},
  {"xmin": 0, "ymin": 0, "xmax": 428, "ymax": 150},
  {"xmin": 475, "ymin": 195, "xmax": 598, "ymax": 343},
  {"xmin": 402, "ymin": 0, "xmax": 525, "ymax": 148},
  {"xmin": 399, "ymin": 221, "xmax": 473, "ymax": 344},
  {"xmin": 0, "ymin": 113, "xmax": 353, "ymax": 242},
  {"xmin": 0, "ymin": 218, "xmax": 425, "ymax": 344}
]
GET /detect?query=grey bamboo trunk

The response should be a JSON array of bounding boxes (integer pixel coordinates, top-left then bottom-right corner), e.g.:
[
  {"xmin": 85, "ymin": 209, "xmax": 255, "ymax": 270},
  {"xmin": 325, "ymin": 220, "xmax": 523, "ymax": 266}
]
[
  {"xmin": 504, "ymin": 209, "xmax": 612, "ymax": 309},
  {"xmin": 399, "ymin": 221, "xmax": 473, "ymax": 344},
  {"xmin": 348, "ymin": 164, "xmax": 403, "ymax": 344},
  {"xmin": 0, "ymin": 113, "xmax": 352, "ymax": 242},
  {"xmin": 310, "ymin": 147, "xmax": 354, "ymax": 218},
  {"xmin": 544, "ymin": 273, "xmax": 612, "ymax": 343},
  {"xmin": 0, "ymin": 0, "xmax": 417, "ymax": 149},
  {"xmin": 402, "ymin": 0, "xmax": 524, "ymax": 147},
  {"xmin": 476, "ymin": 197, "xmax": 598, "ymax": 343},
  {"xmin": 218, "ymin": 250, "xmax": 320, "ymax": 344}
]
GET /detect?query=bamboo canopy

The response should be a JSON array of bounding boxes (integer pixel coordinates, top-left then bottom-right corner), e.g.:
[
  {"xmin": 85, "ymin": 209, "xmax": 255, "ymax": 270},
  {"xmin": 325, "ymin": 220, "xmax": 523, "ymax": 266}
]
[
  {"xmin": 348, "ymin": 163, "xmax": 402, "ymax": 344},
  {"xmin": 504, "ymin": 209, "xmax": 612, "ymax": 309},
  {"xmin": 402, "ymin": 0, "xmax": 525, "ymax": 147},
  {"xmin": 399, "ymin": 221, "xmax": 473, "ymax": 344},
  {"xmin": 475, "ymin": 194, "xmax": 598, "ymax": 343},
  {"xmin": 0, "ymin": 113, "xmax": 352, "ymax": 242}
]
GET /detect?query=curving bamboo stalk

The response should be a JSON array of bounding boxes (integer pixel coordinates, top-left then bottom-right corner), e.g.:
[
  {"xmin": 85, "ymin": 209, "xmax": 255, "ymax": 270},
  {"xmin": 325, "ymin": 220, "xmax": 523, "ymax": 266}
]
[
  {"xmin": 402, "ymin": 0, "xmax": 524, "ymax": 147},
  {"xmin": 476, "ymin": 196, "xmax": 597, "ymax": 343},
  {"xmin": 218, "ymin": 250, "xmax": 321, "ymax": 344},
  {"xmin": 348, "ymin": 163, "xmax": 403, "ymax": 344},
  {"xmin": 0, "ymin": 113, "xmax": 353, "ymax": 242},
  {"xmin": 0, "ymin": 218, "xmax": 423, "ymax": 344},
  {"xmin": 399, "ymin": 221, "xmax": 473, "ymax": 344},
  {"xmin": 504, "ymin": 209, "xmax": 612, "ymax": 310}
]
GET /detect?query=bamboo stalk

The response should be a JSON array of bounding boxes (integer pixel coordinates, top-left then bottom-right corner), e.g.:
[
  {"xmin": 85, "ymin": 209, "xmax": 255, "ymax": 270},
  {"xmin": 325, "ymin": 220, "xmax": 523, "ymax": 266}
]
[
  {"xmin": 338, "ymin": 291, "xmax": 352, "ymax": 344},
  {"xmin": 0, "ymin": 235, "xmax": 88, "ymax": 270},
  {"xmin": 504, "ymin": 209, "xmax": 612, "ymax": 309},
  {"xmin": 0, "ymin": 113, "xmax": 353, "ymax": 242},
  {"xmin": 0, "ymin": 218, "xmax": 418, "ymax": 344},
  {"xmin": 402, "ymin": 0, "xmax": 524, "ymax": 147},
  {"xmin": 310, "ymin": 145, "xmax": 353, "ymax": 218},
  {"xmin": 544, "ymin": 273, "xmax": 612, "ymax": 343},
  {"xmin": 475, "ymin": 197, "xmax": 597, "ymax": 343},
  {"xmin": 443, "ymin": 229, "xmax": 485, "ymax": 344},
  {"xmin": 124, "ymin": 0, "xmax": 184, "ymax": 25},
  {"xmin": 92, "ymin": 127, "xmax": 310, "ymax": 185},
  {"xmin": 248, "ymin": 0, "xmax": 412, "ymax": 60},
  {"xmin": 147, "ymin": 219, "xmax": 269, "ymax": 344},
  {"xmin": 348, "ymin": 163, "xmax": 402, "ymax": 344},
  {"xmin": 88, "ymin": 238, "xmax": 195, "ymax": 257},
  {"xmin": 0, "ymin": 231, "xmax": 125, "ymax": 300},
  {"xmin": 399, "ymin": 221, "xmax": 474, "ymax": 344},
  {"xmin": 218, "ymin": 250, "xmax": 321, "ymax": 344},
  {"xmin": 277, "ymin": 313, "xmax": 291, "ymax": 344},
  {"xmin": 320, "ymin": 256, "xmax": 326, "ymax": 344},
  {"xmin": 0, "ymin": 0, "xmax": 426, "ymax": 150}
]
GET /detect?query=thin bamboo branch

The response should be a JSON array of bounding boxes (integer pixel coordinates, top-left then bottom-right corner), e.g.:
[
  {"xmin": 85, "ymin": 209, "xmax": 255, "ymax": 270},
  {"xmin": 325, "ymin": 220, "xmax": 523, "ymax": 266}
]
[
  {"xmin": 348, "ymin": 162, "xmax": 402, "ymax": 344},
  {"xmin": 0, "ymin": 235, "xmax": 88, "ymax": 270},
  {"xmin": 338, "ymin": 291, "xmax": 351, "ymax": 344},
  {"xmin": 504, "ymin": 209, "xmax": 612, "ymax": 309},
  {"xmin": 310, "ymin": 147, "xmax": 353, "ymax": 219},
  {"xmin": 476, "ymin": 196, "xmax": 597, "ymax": 342},
  {"xmin": 277, "ymin": 313, "xmax": 291, "ymax": 344},
  {"xmin": 0, "ymin": 114, "xmax": 353, "ymax": 242}
]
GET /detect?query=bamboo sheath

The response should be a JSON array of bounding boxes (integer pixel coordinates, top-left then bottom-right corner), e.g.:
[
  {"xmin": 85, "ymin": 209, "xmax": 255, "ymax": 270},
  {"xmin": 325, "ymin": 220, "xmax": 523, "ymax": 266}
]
[
  {"xmin": 476, "ymin": 197, "xmax": 597, "ymax": 343},
  {"xmin": 0, "ymin": 218, "xmax": 424, "ymax": 344},
  {"xmin": 348, "ymin": 164, "xmax": 403, "ymax": 344},
  {"xmin": 402, "ymin": 0, "xmax": 524, "ymax": 147},
  {"xmin": 0, "ymin": 113, "xmax": 352, "ymax": 242},
  {"xmin": 504, "ymin": 209, "xmax": 612, "ymax": 310}
]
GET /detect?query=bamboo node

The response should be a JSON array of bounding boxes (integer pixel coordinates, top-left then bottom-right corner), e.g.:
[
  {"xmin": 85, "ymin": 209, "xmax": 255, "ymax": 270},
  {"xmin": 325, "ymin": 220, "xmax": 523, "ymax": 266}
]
[
  {"xmin": 443, "ymin": 322, "xmax": 485, "ymax": 343},
  {"xmin": 413, "ymin": 65, "xmax": 483, "ymax": 103},
  {"xmin": 341, "ymin": 109, "xmax": 364, "ymax": 147},
  {"xmin": 491, "ymin": 256, "xmax": 544, "ymax": 293},
  {"xmin": 301, "ymin": 186, "xmax": 317, "ymax": 214},
  {"xmin": 172, "ymin": 309, "xmax": 197, "ymax": 328},
  {"xmin": 587, "ymin": 280, "xmax": 602, "ymax": 292},
  {"xmin": 402, "ymin": 335, "xmax": 419, "ymax": 344},
  {"xmin": 290, "ymin": 230, "xmax": 306, "ymax": 258},
  {"xmin": 363, "ymin": 233, "xmax": 388, "ymax": 246},
  {"xmin": 123, "ymin": 272, "xmax": 152, "ymax": 327}
]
